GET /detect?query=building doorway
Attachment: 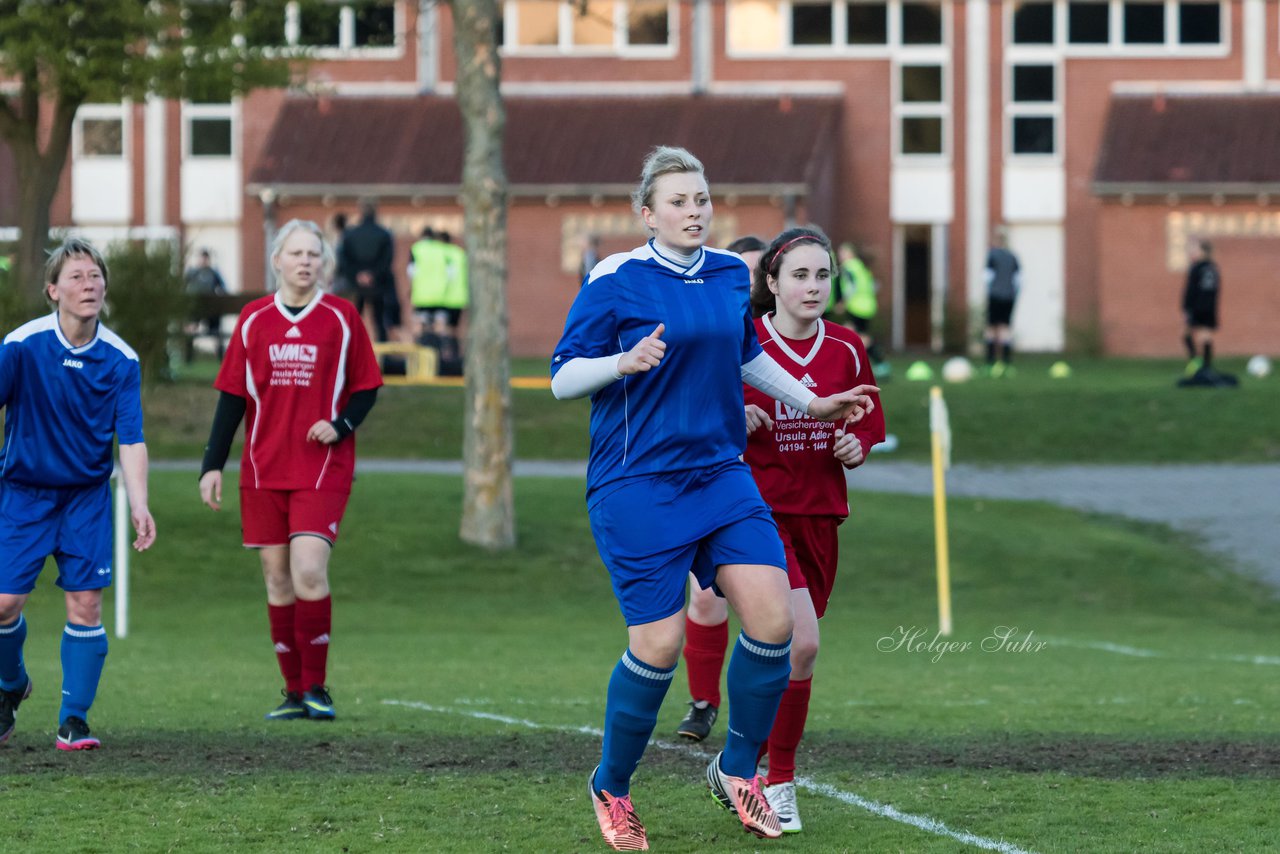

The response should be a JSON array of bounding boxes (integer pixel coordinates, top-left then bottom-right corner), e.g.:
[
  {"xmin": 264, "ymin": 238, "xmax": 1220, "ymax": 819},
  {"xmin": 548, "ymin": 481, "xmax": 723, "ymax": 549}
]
[{"xmin": 893, "ymin": 223, "xmax": 946, "ymax": 350}]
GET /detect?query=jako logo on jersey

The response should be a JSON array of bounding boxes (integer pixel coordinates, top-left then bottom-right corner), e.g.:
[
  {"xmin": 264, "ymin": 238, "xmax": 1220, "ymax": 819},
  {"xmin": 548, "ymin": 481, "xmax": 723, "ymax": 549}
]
[
  {"xmin": 800, "ymin": 373, "xmax": 818, "ymax": 388},
  {"xmin": 286, "ymin": 326, "xmax": 302, "ymax": 338},
  {"xmin": 268, "ymin": 343, "xmax": 318, "ymax": 363},
  {"xmin": 683, "ymin": 278, "xmax": 704, "ymax": 284},
  {"xmin": 95, "ymin": 567, "xmax": 111, "ymax": 576},
  {"xmin": 62, "ymin": 358, "xmax": 84, "ymax": 369}
]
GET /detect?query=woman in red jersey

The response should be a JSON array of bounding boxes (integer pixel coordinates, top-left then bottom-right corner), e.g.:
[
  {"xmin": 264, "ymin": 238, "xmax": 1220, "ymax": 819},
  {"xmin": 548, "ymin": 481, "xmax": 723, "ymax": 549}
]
[
  {"xmin": 683, "ymin": 226, "xmax": 885, "ymax": 833},
  {"xmin": 199, "ymin": 219, "xmax": 382, "ymax": 721}
]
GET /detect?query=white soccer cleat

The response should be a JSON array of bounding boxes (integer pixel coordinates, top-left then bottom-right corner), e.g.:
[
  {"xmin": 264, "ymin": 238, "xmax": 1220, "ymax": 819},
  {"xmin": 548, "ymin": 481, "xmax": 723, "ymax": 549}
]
[{"xmin": 763, "ymin": 781, "xmax": 802, "ymax": 833}]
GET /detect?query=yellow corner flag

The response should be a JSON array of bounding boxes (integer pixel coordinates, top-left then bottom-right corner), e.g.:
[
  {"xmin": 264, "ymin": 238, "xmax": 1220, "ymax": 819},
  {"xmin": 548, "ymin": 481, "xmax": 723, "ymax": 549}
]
[{"xmin": 929, "ymin": 386, "xmax": 953, "ymax": 636}]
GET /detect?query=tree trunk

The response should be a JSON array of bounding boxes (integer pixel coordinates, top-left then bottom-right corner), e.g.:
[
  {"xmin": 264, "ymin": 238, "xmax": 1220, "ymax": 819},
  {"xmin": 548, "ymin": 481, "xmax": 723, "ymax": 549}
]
[
  {"xmin": 3, "ymin": 94, "xmax": 79, "ymax": 306},
  {"xmin": 448, "ymin": 0, "xmax": 515, "ymax": 549}
]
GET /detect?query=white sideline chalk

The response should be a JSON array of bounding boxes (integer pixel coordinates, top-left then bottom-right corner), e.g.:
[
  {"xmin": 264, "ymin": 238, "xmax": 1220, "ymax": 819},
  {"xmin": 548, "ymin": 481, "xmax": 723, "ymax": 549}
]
[{"xmin": 383, "ymin": 699, "xmax": 1038, "ymax": 854}]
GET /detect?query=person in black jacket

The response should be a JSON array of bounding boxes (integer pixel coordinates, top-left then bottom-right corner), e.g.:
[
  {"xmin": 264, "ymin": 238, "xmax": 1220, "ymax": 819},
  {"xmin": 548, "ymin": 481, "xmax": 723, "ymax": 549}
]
[
  {"xmin": 339, "ymin": 200, "xmax": 396, "ymax": 342},
  {"xmin": 1181, "ymin": 239, "xmax": 1221, "ymax": 375}
]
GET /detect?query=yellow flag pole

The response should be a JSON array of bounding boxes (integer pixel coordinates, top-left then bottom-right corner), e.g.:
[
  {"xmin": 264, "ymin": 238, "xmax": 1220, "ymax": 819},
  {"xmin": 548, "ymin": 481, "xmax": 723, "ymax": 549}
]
[{"xmin": 929, "ymin": 386, "xmax": 953, "ymax": 636}]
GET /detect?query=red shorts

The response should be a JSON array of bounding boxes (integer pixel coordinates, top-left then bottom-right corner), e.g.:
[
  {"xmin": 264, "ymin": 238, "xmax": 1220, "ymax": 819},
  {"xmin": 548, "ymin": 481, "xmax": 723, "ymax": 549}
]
[
  {"xmin": 774, "ymin": 513, "xmax": 842, "ymax": 618},
  {"xmin": 240, "ymin": 488, "xmax": 350, "ymax": 547}
]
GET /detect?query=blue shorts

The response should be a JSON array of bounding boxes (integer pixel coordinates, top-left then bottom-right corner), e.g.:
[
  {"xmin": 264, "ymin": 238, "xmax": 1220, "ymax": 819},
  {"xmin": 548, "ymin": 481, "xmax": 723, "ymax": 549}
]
[
  {"xmin": 0, "ymin": 480, "xmax": 113, "ymax": 595},
  {"xmin": 588, "ymin": 459, "xmax": 786, "ymax": 626}
]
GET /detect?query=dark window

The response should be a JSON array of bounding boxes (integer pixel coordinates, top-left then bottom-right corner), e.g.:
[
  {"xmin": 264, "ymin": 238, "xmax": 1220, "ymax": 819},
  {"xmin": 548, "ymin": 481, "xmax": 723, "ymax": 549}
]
[
  {"xmin": 901, "ymin": 117, "xmax": 943, "ymax": 154},
  {"xmin": 298, "ymin": 2, "xmax": 342, "ymax": 46},
  {"xmin": 354, "ymin": 1, "xmax": 396, "ymax": 47},
  {"xmin": 243, "ymin": 0, "xmax": 288, "ymax": 47},
  {"xmin": 1179, "ymin": 2, "xmax": 1220, "ymax": 44},
  {"xmin": 901, "ymin": 1, "xmax": 942, "ymax": 45},
  {"xmin": 902, "ymin": 65, "xmax": 943, "ymax": 102},
  {"xmin": 1012, "ymin": 1, "xmax": 1055, "ymax": 44},
  {"xmin": 627, "ymin": 1, "xmax": 669, "ymax": 46},
  {"xmin": 847, "ymin": 2, "xmax": 888, "ymax": 45},
  {"xmin": 1068, "ymin": 1, "xmax": 1109, "ymax": 43},
  {"xmin": 82, "ymin": 119, "xmax": 124, "ymax": 157},
  {"xmin": 1123, "ymin": 2, "xmax": 1164, "ymax": 44},
  {"xmin": 190, "ymin": 118, "xmax": 233, "ymax": 156},
  {"xmin": 791, "ymin": 3, "xmax": 834, "ymax": 46},
  {"xmin": 1012, "ymin": 116, "xmax": 1055, "ymax": 154},
  {"xmin": 184, "ymin": 1, "xmax": 233, "ymax": 41},
  {"xmin": 1012, "ymin": 64, "xmax": 1055, "ymax": 102}
]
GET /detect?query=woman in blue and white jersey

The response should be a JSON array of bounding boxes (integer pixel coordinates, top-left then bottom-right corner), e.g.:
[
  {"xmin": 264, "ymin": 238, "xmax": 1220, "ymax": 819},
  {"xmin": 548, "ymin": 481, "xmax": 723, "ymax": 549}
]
[{"xmin": 552, "ymin": 146, "xmax": 876, "ymax": 850}]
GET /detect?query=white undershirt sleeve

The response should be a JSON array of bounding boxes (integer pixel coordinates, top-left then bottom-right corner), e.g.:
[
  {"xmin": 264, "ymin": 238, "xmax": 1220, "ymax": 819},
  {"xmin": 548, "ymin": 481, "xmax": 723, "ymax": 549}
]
[
  {"xmin": 741, "ymin": 351, "xmax": 818, "ymax": 415},
  {"xmin": 551, "ymin": 354, "xmax": 625, "ymax": 400}
]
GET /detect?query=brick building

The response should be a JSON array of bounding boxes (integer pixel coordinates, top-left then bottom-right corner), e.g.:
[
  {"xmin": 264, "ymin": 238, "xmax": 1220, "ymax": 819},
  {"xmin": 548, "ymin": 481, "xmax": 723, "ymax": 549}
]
[{"xmin": 2, "ymin": 0, "xmax": 1277, "ymax": 357}]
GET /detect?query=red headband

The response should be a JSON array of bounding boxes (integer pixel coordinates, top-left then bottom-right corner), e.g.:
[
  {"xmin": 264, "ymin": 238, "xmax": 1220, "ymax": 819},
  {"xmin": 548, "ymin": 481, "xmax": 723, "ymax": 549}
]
[{"xmin": 768, "ymin": 235, "xmax": 822, "ymax": 273}]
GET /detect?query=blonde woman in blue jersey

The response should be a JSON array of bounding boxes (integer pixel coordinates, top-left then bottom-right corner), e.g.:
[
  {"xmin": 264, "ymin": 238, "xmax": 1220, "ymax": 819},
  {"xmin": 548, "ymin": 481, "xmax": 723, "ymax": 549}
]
[
  {"xmin": 0, "ymin": 238, "xmax": 155, "ymax": 751},
  {"xmin": 552, "ymin": 146, "xmax": 876, "ymax": 851}
]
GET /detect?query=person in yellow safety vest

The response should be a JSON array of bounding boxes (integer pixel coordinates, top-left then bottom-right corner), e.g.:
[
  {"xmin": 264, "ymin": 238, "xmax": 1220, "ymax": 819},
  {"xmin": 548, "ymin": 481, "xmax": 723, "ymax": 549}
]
[
  {"xmin": 834, "ymin": 242, "xmax": 886, "ymax": 367},
  {"xmin": 408, "ymin": 227, "xmax": 450, "ymax": 349},
  {"xmin": 436, "ymin": 231, "xmax": 468, "ymax": 368}
]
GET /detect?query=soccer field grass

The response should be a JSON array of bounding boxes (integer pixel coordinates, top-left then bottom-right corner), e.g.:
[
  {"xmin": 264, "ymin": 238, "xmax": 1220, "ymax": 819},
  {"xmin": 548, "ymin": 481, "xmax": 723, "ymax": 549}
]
[
  {"xmin": 4, "ymin": 472, "xmax": 1279, "ymax": 852},
  {"xmin": 146, "ymin": 354, "xmax": 1279, "ymax": 464}
]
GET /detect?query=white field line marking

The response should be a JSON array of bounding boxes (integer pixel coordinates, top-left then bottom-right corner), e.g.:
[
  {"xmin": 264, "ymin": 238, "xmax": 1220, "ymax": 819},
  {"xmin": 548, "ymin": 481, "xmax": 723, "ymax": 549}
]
[
  {"xmin": 1047, "ymin": 637, "xmax": 1280, "ymax": 665},
  {"xmin": 383, "ymin": 699, "xmax": 1038, "ymax": 854}
]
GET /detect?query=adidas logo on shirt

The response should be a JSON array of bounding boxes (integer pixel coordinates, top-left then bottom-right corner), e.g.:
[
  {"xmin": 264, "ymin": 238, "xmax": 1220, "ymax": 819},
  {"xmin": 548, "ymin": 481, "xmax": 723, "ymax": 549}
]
[
  {"xmin": 286, "ymin": 326, "xmax": 302, "ymax": 338},
  {"xmin": 800, "ymin": 373, "xmax": 818, "ymax": 388}
]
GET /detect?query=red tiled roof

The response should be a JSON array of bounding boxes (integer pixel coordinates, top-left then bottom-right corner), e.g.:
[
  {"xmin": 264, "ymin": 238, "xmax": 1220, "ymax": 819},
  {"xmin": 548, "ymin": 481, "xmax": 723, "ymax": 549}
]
[
  {"xmin": 248, "ymin": 94, "xmax": 841, "ymax": 196},
  {"xmin": 1093, "ymin": 92, "xmax": 1280, "ymax": 195}
]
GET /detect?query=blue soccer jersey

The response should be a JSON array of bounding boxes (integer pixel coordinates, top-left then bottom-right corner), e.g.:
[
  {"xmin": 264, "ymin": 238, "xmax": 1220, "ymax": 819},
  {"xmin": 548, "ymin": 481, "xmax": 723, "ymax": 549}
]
[
  {"xmin": 0, "ymin": 314, "xmax": 144, "ymax": 488},
  {"xmin": 551, "ymin": 241, "xmax": 762, "ymax": 499}
]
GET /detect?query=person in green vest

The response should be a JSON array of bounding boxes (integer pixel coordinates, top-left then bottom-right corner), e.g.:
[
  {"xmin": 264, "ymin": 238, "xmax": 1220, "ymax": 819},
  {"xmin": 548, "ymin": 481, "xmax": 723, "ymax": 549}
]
[
  {"xmin": 833, "ymin": 242, "xmax": 886, "ymax": 369},
  {"xmin": 437, "ymin": 232, "xmax": 468, "ymax": 370},
  {"xmin": 407, "ymin": 226, "xmax": 449, "ymax": 350}
]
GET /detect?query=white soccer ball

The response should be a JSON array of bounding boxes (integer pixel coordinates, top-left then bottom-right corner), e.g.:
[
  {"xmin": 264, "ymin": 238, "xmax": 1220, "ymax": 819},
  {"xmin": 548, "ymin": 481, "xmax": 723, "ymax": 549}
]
[
  {"xmin": 1246, "ymin": 355, "xmax": 1272, "ymax": 379},
  {"xmin": 941, "ymin": 356, "xmax": 974, "ymax": 383}
]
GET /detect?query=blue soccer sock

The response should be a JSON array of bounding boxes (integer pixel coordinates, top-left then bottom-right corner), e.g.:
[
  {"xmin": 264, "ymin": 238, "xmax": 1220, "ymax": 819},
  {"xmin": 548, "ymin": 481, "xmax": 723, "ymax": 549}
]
[
  {"xmin": 0, "ymin": 614, "xmax": 28, "ymax": 692},
  {"xmin": 722, "ymin": 631, "xmax": 792, "ymax": 778},
  {"xmin": 60, "ymin": 623, "xmax": 108, "ymax": 724},
  {"xmin": 594, "ymin": 649, "xmax": 675, "ymax": 798}
]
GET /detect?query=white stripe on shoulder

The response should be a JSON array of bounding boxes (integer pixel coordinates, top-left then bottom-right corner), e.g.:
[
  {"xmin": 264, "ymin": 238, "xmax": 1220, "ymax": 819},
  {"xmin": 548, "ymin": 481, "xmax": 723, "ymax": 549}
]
[
  {"xmin": 587, "ymin": 247, "xmax": 651, "ymax": 285},
  {"xmin": 823, "ymin": 323, "xmax": 863, "ymax": 377},
  {"xmin": 97, "ymin": 325, "xmax": 140, "ymax": 361},
  {"xmin": 3, "ymin": 314, "xmax": 58, "ymax": 345},
  {"xmin": 704, "ymin": 246, "xmax": 750, "ymax": 267}
]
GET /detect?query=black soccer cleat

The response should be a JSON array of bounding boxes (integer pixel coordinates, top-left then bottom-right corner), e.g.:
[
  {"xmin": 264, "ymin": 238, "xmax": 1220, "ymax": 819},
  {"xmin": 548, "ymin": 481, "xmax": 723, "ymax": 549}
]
[
  {"xmin": 0, "ymin": 677, "xmax": 32, "ymax": 746},
  {"xmin": 265, "ymin": 690, "xmax": 308, "ymax": 721},
  {"xmin": 56, "ymin": 716, "xmax": 101, "ymax": 751},
  {"xmin": 676, "ymin": 700, "xmax": 718, "ymax": 741}
]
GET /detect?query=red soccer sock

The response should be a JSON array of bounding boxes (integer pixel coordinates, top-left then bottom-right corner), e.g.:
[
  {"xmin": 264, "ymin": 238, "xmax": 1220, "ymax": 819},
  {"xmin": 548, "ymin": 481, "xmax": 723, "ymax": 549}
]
[
  {"xmin": 294, "ymin": 596, "xmax": 332, "ymax": 690},
  {"xmin": 683, "ymin": 617, "xmax": 729, "ymax": 708},
  {"xmin": 268, "ymin": 603, "xmax": 303, "ymax": 695},
  {"xmin": 766, "ymin": 677, "xmax": 813, "ymax": 786}
]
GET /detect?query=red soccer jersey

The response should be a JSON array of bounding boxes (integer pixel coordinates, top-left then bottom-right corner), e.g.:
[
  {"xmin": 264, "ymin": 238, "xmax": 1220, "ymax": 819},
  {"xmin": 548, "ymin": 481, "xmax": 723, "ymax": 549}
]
[
  {"xmin": 215, "ymin": 292, "xmax": 383, "ymax": 492},
  {"xmin": 744, "ymin": 315, "xmax": 886, "ymax": 518}
]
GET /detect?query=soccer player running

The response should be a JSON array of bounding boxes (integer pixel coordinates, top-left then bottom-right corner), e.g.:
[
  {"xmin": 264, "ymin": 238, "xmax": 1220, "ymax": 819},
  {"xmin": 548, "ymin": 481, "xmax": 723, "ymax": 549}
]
[
  {"xmin": 551, "ymin": 146, "xmax": 877, "ymax": 851},
  {"xmin": 199, "ymin": 220, "xmax": 381, "ymax": 722},
  {"xmin": 0, "ymin": 238, "xmax": 156, "ymax": 750},
  {"xmin": 679, "ymin": 227, "xmax": 886, "ymax": 831}
]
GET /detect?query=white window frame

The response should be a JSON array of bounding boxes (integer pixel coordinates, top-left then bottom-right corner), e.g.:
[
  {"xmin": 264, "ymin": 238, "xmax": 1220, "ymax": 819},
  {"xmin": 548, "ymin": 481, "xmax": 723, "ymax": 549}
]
[
  {"xmin": 1005, "ymin": 59, "xmax": 1063, "ymax": 161},
  {"xmin": 249, "ymin": 0, "xmax": 403, "ymax": 59},
  {"xmin": 727, "ymin": 0, "xmax": 944, "ymax": 59},
  {"xmin": 892, "ymin": 56, "xmax": 950, "ymax": 162},
  {"xmin": 1050, "ymin": 0, "xmax": 1229, "ymax": 57},
  {"xmin": 182, "ymin": 102, "xmax": 238, "ymax": 160},
  {"xmin": 75, "ymin": 104, "xmax": 129, "ymax": 160},
  {"xmin": 500, "ymin": 1, "xmax": 677, "ymax": 57}
]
